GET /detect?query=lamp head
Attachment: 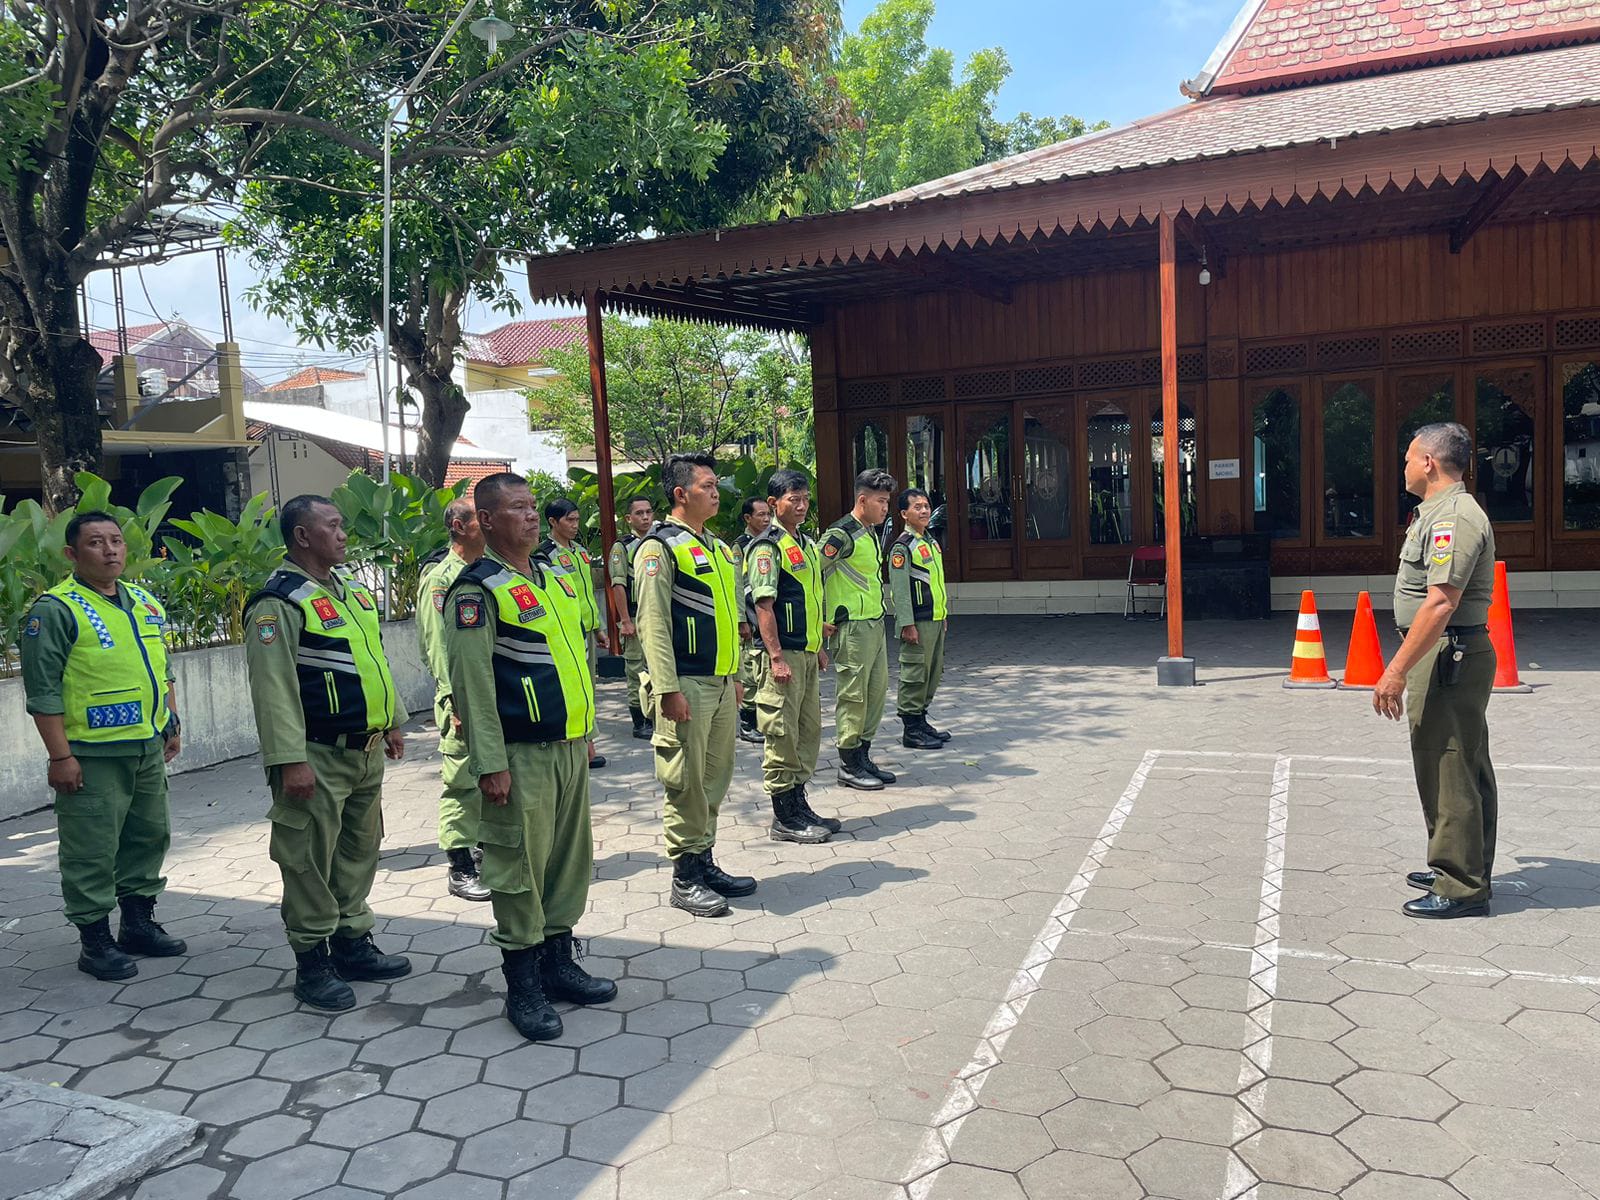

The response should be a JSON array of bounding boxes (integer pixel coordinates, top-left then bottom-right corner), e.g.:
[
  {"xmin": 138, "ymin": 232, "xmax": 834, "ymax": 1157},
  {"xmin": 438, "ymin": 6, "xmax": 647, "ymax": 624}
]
[{"xmin": 469, "ymin": 11, "xmax": 514, "ymax": 55}]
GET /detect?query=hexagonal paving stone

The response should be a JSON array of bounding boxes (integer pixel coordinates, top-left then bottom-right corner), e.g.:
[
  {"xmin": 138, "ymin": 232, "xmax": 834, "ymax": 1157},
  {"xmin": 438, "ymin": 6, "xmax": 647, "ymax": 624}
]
[
  {"xmin": 1336, "ymin": 1070, "xmax": 1454, "ymax": 1121},
  {"xmin": 342, "ymin": 1131, "xmax": 455, "ymax": 1194},
  {"xmin": 482, "ymin": 1043, "xmax": 577, "ymax": 1090},
  {"xmin": 231, "ymin": 1144, "xmax": 350, "ymax": 1200},
  {"xmin": 313, "ymin": 1095, "xmax": 422, "ymax": 1149},
  {"xmin": 419, "ymin": 1082, "xmax": 520, "ymax": 1137},
  {"xmin": 670, "ymin": 1092, "xmax": 775, "ymax": 1152},
  {"xmin": 1042, "ymin": 1098, "xmax": 1157, "ymax": 1158},
  {"xmin": 1235, "ymin": 1127, "xmax": 1365, "ymax": 1194},
  {"xmin": 224, "ymin": 1113, "xmax": 313, "ymax": 1158},
  {"xmin": 922, "ymin": 1163, "xmax": 1028, "ymax": 1200},
  {"xmin": 505, "ymin": 1158, "xmax": 618, "ymax": 1200},
  {"xmin": 456, "ymin": 1119, "xmax": 566, "ymax": 1177},
  {"xmin": 624, "ymin": 1062, "xmax": 719, "ymax": 1114},
  {"xmin": 581, "ymin": 1033, "xmax": 668, "ymax": 1078},
  {"xmin": 1018, "ymin": 1150, "xmax": 1142, "ymax": 1200},
  {"xmin": 386, "ymin": 1054, "xmax": 482, "ymax": 1100},
  {"xmin": 726, "ymin": 1131, "xmax": 840, "ymax": 1195},
  {"xmin": 354, "ymin": 1025, "xmax": 450, "ymax": 1068},
  {"xmin": 395, "ymin": 1173, "xmax": 505, "ymax": 1200},
  {"xmin": 1127, "ymin": 1137, "xmax": 1236, "ymax": 1200},
  {"xmin": 624, "ymin": 1000, "xmax": 707, "ymax": 1039},
  {"xmin": 1337, "ymin": 1114, "xmax": 1471, "ymax": 1177},
  {"xmin": 1441, "ymin": 1103, "xmax": 1566, "ymax": 1165},
  {"xmin": 1062, "ymin": 1055, "xmax": 1168, "ymax": 1106},
  {"xmin": 523, "ymin": 1074, "xmax": 621, "ymax": 1125},
  {"xmin": 260, "ymin": 1038, "xmax": 357, "ymax": 1083},
  {"xmin": 569, "ymin": 1107, "xmax": 671, "ymax": 1166},
  {"xmin": 184, "ymin": 1077, "xmax": 290, "ymax": 1125},
  {"xmin": 132, "ymin": 1163, "xmax": 229, "ymax": 1200},
  {"xmin": 614, "ymin": 1144, "xmax": 729, "ymax": 1200}
]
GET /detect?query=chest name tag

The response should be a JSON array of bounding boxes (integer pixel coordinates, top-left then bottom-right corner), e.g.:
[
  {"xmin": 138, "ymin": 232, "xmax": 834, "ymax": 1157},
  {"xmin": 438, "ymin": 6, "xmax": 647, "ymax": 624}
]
[
  {"xmin": 786, "ymin": 546, "xmax": 806, "ymax": 567},
  {"xmin": 510, "ymin": 584, "xmax": 546, "ymax": 622},
  {"xmin": 311, "ymin": 597, "xmax": 345, "ymax": 628}
]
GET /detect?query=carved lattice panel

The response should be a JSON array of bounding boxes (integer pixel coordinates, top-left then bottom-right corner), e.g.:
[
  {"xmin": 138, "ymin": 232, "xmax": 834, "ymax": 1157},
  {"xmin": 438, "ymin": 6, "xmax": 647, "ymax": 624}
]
[
  {"xmin": 1177, "ymin": 351, "xmax": 1207, "ymax": 382},
  {"xmin": 1078, "ymin": 357, "xmax": 1140, "ymax": 390},
  {"xmin": 953, "ymin": 369, "xmax": 1011, "ymax": 399},
  {"xmin": 900, "ymin": 375, "xmax": 947, "ymax": 404},
  {"xmin": 1016, "ymin": 364, "xmax": 1074, "ymax": 394},
  {"xmin": 1243, "ymin": 341, "xmax": 1310, "ymax": 376},
  {"xmin": 1314, "ymin": 334, "xmax": 1382, "ymax": 370},
  {"xmin": 1390, "ymin": 327, "xmax": 1462, "ymax": 362},
  {"xmin": 1470, "ymin": 320, "xmax": 1545, "ymax": 356},
  {"xmin": 843, "ymin": 379, "xmax": 892, "ymax": 407},
  {"xmin": 1555, "ymin": 316, "xmax": 1600, "ymax": 349}
]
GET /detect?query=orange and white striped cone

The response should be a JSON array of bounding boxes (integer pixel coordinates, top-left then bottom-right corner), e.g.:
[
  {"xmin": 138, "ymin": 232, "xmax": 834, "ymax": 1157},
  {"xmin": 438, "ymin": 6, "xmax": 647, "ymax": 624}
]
[{"xmin": 1284, "ymin": 590, "xmax": 1336, "ymax": 689}]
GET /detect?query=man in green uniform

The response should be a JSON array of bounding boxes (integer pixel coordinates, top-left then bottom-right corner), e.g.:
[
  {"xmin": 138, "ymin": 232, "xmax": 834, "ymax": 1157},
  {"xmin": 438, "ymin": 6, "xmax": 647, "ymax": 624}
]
[
  {"xmin": 635, "ymin": 452, "xmax": 757, "ymax": 917},
  {"xmin": 244, "ymin": 495, "xmax": 411, "ymax": 1010},
  {"xmin": 445, "ymin": 472, "xmax": 616, "ymax": 1042},
  {"xmin": 22, "ymin": 512, "xmax": 187, "ymax": 981},
  {"xmin": 822, "ymin": 468, "xmax": 897, "ymax": 791},
  {"xmin": 747, "ymin": 469, "xmax": 837, "ymax": 843},
  {"xmin": 417, "ymin": 496, "xmax": 488, "ymax": 901},
  {"xmin": 1375, "ymin": 422, "xmax": 1498, "ymax": 919},
  {"xmin": 607, "ymin": 495, "xmax": 656, "ymax": 740},
  {"xmin": 537, "ymin": 499, "xmax": 608, "ymax": 769},
  {"xmin": 734, "ymin": 497, "xmax": 772, "ymax": 745},
  {"xmin": 889, "ymin": 487, "xmax": 952, "ymax": 751}
]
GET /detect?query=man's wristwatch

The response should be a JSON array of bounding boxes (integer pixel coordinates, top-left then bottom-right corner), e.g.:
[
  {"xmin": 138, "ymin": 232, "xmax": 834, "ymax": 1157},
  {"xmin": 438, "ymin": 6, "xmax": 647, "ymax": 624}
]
[{"xmin": 164, "ymin": 714, "xmax": 181, "ymax": 738}]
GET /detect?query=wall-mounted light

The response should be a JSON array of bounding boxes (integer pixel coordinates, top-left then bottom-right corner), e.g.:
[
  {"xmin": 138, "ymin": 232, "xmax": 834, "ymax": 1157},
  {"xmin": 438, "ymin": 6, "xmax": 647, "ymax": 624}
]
[{"xmin": 1198, "ymin": 247, "xmax": 1212, "ymax": 287}]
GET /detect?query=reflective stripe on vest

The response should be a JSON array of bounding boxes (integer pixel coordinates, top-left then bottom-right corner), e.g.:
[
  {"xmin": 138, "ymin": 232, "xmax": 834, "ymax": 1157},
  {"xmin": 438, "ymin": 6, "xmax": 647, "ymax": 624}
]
[
  {"xmin": 251, "ymin": 570, "xmax": 397, "ymax": 735},
  {"xmin": 459, "ymin": 559, "xmax": 593, "ymax": 742},
  {"xmin": 539, "ymin": 540, "xmax": 599, "ymax": 632},
  {"xmin": 750, "ymin": 527, "xmax": 824, "ymax": 653},
  {"xmin": 646, "ymin": 523, "xmax": 740, "ymax": 676},
  {"xmin": 900, "ymin": 532, "xmax": 948, "ymax": 622},
  {"xmin": 823, "ymin": 520, "xmax": 885, "ymax": 620},
  {"xmin": 49, "ymin": 579, "xmax": 170, "ymax": 744}
]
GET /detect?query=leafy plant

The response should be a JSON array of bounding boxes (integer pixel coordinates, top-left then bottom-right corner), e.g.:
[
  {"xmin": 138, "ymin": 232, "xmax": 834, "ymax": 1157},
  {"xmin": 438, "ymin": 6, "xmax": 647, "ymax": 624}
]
[
  {"xmin": 158, "ymin": 494, "xmax": 285, "ymax": 648},
  {"xmin": 330, "ymin": 472, "xmax": 465, "ymax": 620}
]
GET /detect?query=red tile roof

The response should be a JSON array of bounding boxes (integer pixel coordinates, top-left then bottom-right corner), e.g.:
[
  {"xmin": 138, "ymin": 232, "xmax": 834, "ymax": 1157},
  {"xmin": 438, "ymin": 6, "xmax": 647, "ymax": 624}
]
[
  {"xmin": 1201, "ymin": 0, "xmax": 1600, "ymax": 95},
  {"xmin": 85, "ymin": 322, "xmax": 168, "ymax": 359},
  {"xmin": 870, "ymin": 40, "xmax": 1600, "ymax": 206},
  {"xmin": 464, "ymin": 317, "xmax": 587, "ymax": 367},
  {"xmin": 266, "ymin": 366, "xmax": 365, "ymax": 391}
]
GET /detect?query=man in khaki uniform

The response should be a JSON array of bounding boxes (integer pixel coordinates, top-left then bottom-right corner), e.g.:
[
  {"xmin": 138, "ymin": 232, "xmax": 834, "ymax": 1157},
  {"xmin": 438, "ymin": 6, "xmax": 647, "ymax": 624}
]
[
  {"xmin": 417, "ymin": 496, "xmax": 488, "ymax": 901},
  {"xmin": 635, "ymin": 452, "xmax": 756, "ymax": 918},
  {"xmin": 244, "ymin": 495, "xmax": 411, "ymax": 1010},
  {"xmin": 607, "ymin": 495, "xmax": 655, "ymax": 740},
  {"xmin": 1375, "ymin": 422, "xmax": 1498, "ymax": 919},
  {"xmin": 889, "ymin": 487, "xmax": 952, "ymax": 750},
  {"xmin": 733, "ymin": 497, "xmax": 772, "ymax": 745},
  {"xmin": 537, "ymin": 498, "xmax": 608, "ymax": 769}
]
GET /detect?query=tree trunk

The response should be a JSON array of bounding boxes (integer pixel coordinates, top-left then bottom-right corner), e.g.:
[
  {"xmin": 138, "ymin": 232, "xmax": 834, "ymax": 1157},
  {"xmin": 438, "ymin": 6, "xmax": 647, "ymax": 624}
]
[
  {"xmin": 408, "ymin": 366, "xmax": 470, "ymax": 488},
  {"xmin": 26, "ymin": 296, "xmax": 104, "ymax": 514}
]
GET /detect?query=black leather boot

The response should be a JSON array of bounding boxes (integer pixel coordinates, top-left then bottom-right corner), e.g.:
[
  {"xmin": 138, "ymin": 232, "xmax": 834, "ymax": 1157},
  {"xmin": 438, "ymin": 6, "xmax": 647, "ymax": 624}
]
[
  {"xmin": 502, "ymin": 946, "xmax": 563, "ymax": 1040},
  {"xmin": 700, "ymin": 850, "xmax": 757, "ymax": 897},
  {"xmin": 794, "ymin": 784, "xmax": 841, "ymax": 834},
  {"xmin": 836, "ymin": 745, "xmax": 884, "ymax": 791},
  {"xmin": 860, "ymin": 741, "xmax": 897, "ymax": 784},
  {"xmin": 921, "ymin": 713, "xmax": 952, "ymax": 742},
  {"xmin": 901, "ymin": 713, "xmax": 942, "ymax": 750},
  {"xmin": 670, "ymin": 852, "xmax": 730, "ymax": 917},
  {"xmin": 737, "ymin": 707, "xmax": 764, "ymax": 744},
  {"xmin": 77, "ymin": 917, "xmax": 137, "ymax": 981},
  {"xmin": 116, "ymin": 895, "xmax": 187, "ymax": 957},
  {"xmin": 330, "ymin": 932, "xmax": 412, "ymax": 981},
  {"xmin": 294, "ymin": 942, "xmax": 355, "ymax": 1010},
  {"xmin": 446, "ymin": 847, "xmax": 491, "ymax": 902},
  {"xmin": 630, "ymin": 705, "xmax": 652, "ymax": 739},
  {"xmin": 540, "ymin": 932, "xmax": 618, "ymax": 1005},
  {"xmin": 770, "ymin": 787, "xmax": 831, "ymax": 844}
]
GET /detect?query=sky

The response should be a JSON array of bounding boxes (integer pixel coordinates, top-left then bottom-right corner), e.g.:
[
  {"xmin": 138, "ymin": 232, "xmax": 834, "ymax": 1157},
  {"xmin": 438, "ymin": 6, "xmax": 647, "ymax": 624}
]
[{"xmin": 95, "ymin": 0, "xmax": 1243, "ymax": 387}]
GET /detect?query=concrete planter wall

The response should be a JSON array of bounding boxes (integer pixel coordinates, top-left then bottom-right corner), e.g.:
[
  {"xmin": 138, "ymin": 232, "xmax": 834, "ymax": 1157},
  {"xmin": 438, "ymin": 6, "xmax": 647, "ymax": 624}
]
[{"xmin": 0, "ymin": 619, "xmax": 432, "ymax": 822}]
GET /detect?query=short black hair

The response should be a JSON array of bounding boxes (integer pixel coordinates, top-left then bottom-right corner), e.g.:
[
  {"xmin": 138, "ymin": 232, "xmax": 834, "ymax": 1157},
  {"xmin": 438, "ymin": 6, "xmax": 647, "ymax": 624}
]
[
  {"xmin": 740, "ymin": 496, "xmax": 770, "ymax": 519},
  {"xmin": 279, "ymin": 494, "xmax": 335, "ymax": 545},
  {"xmin": 1413, "ymin": 422, "xmax": 1473, "ymax": 474},
  {"xmin": 474, "ymin": 472, "xmax": 528, "ymax": 513},
  {"xmin": 898, "ymin": 487, "xmax": 929, "ymax": 513},
  {"xmin": 768, "ymin": 470, "xmax": 809, "ymax": 501},
  {"xmin": 543, "ymin": 497, "xmax": 579, "ymax": 523},
  {"xmin": 662, "ymin": 452, "xmax": 717, "ymax": 509},
  {"xmin": 65, "ymin": 510, "xmax": 121, "ymax": 548},
  {"xmin": 623, "ymin": 495, "xmax": 654, "ymax": 514},
  {"xmin": 855, "ymin": 468, "xmax": 896, "ymax": 495},
  {"xmin": 443, "ymin": 496, "xmax": 475, "ymax": 539}
]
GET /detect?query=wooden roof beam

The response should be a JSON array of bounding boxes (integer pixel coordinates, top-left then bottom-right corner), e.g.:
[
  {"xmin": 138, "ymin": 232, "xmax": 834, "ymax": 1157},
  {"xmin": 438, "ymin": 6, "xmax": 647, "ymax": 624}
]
[
  {"xmin": 1450, "ymin": 164, "xmax": 1528, "ymax": 253},
  {"xmin": 882, "ymin": 249, "xmax": 1013, "ymax": 305}
]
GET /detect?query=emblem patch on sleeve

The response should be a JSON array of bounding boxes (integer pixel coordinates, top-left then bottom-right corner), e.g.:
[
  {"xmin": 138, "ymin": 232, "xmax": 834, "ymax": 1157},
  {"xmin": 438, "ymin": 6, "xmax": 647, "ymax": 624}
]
[
  {"xmin": 890, "ymin": 549, "xmax": 907, "ymax": 568},
  {"xmin": 644, "ymin": 556, "xmax": 661, "ymax": 577},
  {"xmin": 1430, "ymin": 521, "xmax": 1454, "ymax": 564},
  {"xmin": 25, "ymin": 614, "xmax": 42, "ymax": 638},
  {"xmin": 556, "ymin": 576, "xmax": 577, "ymax": 598},
  {"xmin": 255, "ymin": 616, "xmax": 279, "ymax": 645},
  {"xmin": 431, "ymin": 587, "xmax": 447, "ymax": 613},
  {"xmin": 757, "ymin": 556, "xmax": 773, "ymax": 575},
  {"xmin": 822, "ymin": 541, "xmax": 839, "ymax": 558},
  {"xmin": 455, "ymin": 596, "xmax": 485, "ymax": 628}
]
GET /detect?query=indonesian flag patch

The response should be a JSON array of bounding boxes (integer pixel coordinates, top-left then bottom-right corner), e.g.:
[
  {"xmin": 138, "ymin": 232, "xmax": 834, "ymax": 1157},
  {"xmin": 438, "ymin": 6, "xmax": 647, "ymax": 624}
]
[{"xmin": 688, "ymin": 544, "xmax": 711, "ymax": 574}]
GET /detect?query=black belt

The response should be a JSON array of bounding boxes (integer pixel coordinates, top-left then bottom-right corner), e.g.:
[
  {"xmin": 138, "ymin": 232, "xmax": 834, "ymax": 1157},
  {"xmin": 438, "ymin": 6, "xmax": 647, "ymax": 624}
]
[
  {"xmin": 1397, "ymin": 624, "xmax": 1487, "ymax": 637},
  {"xmin": 307, "ymin": 730, "xmax": 384, "ymax": 752}
]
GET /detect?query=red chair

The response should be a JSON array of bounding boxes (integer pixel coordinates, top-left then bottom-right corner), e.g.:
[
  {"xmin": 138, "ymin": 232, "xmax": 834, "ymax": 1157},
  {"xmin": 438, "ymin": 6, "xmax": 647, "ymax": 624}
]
[{"xmin": 1125, "ymin": 546, "xmax": 1167, "ymax": 620}]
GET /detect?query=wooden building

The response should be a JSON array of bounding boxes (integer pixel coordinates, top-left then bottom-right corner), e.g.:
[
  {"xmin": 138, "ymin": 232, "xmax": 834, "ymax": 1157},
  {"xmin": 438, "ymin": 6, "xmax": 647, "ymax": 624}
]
[{"xmin": 527, "ymin": 0, "xmax": 1600, "ymax": 616}]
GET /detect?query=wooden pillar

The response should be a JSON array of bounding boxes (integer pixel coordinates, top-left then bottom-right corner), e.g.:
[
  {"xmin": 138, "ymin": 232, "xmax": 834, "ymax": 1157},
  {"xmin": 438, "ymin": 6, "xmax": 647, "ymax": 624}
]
[
  {"xmin": 1158, "ymin": 213, "xmax": 1192, "ymax": 681},
  {"xmin": 585, "ymin": 290, "xmax": 621, "ymax": 656}
]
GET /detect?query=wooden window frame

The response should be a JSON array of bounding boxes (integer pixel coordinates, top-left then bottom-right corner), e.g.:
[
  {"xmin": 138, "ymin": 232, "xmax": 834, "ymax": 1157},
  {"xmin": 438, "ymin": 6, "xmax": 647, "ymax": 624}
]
[
  {"xmin": 1552, "ymin": 351, "xmax": 1600, "ymax": 544},
  {"xmin": 1243, "ymin": 378, "xmax": 1311, "ymax": 548},
  {"xmin": 1312, "ymin": 372, "xmax": 1383, "ymax": 550}
]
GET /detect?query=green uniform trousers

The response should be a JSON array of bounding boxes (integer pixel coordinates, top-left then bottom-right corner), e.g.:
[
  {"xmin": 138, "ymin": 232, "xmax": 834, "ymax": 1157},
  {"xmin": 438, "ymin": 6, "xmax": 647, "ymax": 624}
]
[
  {"xmin": 754, "ymin": 650, "xmax": 821, "ymax": 796},
  {"xmin": 737, "ymin": 639, "xmax": 759, "ymax": 713},
  {"xmin": 1406, "ymin": 631, "xmax": 1499, "ymax": 902},
  {"xmin": 437, "ymin": 698, "xmax": 481, "ymax": 852},
  {"xmin": 267, "ymin": 742, "xmax": 384, "ymax": 953},
  {"xmin": 896, "ymin": 621, "xmax": 946, "ymax": 716},
  {"xmin": 622, "ymin": 632, "xmax": 645, "ymax": 711},
  {"xmin": 652, "ymin": 675, "xmax": 737, "ymax": 859},
  {"xmin": 832, "ymin": 618, "xmax": 888, "ymax": 749},
  {"xmin": 477, "ymin": 738, "xmax": 593, "ymax": 951},
  {"xmin": 55, "ymin": 741, "xmax": 171, "ymax": 926}
]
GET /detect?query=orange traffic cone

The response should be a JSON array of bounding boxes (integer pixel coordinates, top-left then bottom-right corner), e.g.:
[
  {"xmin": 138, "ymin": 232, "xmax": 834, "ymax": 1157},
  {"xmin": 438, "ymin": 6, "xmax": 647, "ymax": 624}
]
[
  {"xmin": 1488, "ymin": 560, "xmax": 1533, "ymax": 693},
  {"xmin": 1338, "ymin": 591, "xmax": 1386, "ymax": 690},
  {"xmin": 1285, "ymin": 590, "xmax": 1336, "ymax": 689}
]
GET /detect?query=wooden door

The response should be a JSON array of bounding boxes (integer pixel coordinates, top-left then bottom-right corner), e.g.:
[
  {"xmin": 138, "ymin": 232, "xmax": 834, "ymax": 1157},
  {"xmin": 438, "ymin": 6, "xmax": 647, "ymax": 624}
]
[
  {"xmin": 1019, "ymin": 399, "xmax": 1078, "ymax": 577},
  {"xmin": 1081, "ymin": 392, "xmax": 1141, "ymax": 576},
  {"xmin": 958, "ymin": 404, "xmax": 1018, "ymax": 579},
  {"xmin": 1388, "ymin": 366, "xmax": 1460, "ymax": 539},
  {"xmin": 1470, "ymin": 360, "xmax": 1543, "ymax": 567},
  {"xmin": 903, "ymin": 409, "xmax": 957, "ymax": 573}
]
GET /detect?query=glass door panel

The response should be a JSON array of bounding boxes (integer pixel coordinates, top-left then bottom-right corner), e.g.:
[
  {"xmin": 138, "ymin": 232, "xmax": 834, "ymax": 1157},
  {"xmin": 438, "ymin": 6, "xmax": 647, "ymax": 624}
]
[
  {"xmin": 1321, "ymin": 379, "xmax": 1377, "ymax": 540},
  {"xmin": 1394, "ymin": 371, "xmax": 1455, "ymax": 528},
  {"xmin": 906, "ymin": 413, "xmax": 949, "ymax": 548},
  {"xmin": 1087, "ymin": 398, "xmax": 1133, "ymax": 546},
  {"xmin": 850, "ymin": 417, "xmax": 890, "ymax": 479},
  {"xmin": 1023, "ymin": 404, "xmax": 1073, "ymax": 542},
  {"xmin": 1474, "ymin": 366, "xmax": 1537, "ymax": 525},
  {"xmin": 962, "ymin": 409, "xmax": 1014, "ymax": 543},
  {"xmin": 1151, "ymin": 398, "xmax": 1198, "ymax": 542},
  {"xmin": 1251, "ymin": 385, "xmax": 1302, "ymax": 538},
  {"xmin": 1561, "ymin": 357, "xmax": 1600, "ymax": 532}
]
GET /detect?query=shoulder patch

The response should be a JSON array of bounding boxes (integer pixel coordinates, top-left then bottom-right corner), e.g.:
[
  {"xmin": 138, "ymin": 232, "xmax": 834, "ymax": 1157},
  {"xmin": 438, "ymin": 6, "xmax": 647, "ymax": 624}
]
[
  {"xmin": 644, "ymin": 556, "xmax": 662, "ymax": 577},
  {"xmin": 1430, "ymin": 522, "xmax": 1454, "ymax": 564},
  {"xmin": 255, "ymin": 616, "xmax": 279, "ymax": 645},
  {"xmin": 455, "ymin": 595, "xmax": 485, "ymax": 629},
  {"xmin": 431, "ymin": 586, "xmax": 447, "ymax": 613},
  {"xmin": 25, "ymin": 614, "xmax": 42, "ymax": 638},
  {"xmin": 757, "ymin": 555, "xmax": 773, "ymax": 575},
  {"xmin": 890, "ymin": 548, "xmax": 907, "ymax": 569},
  {"xmin": 822, "ymin": 541, "xmax": 839, "ymax": 558}
]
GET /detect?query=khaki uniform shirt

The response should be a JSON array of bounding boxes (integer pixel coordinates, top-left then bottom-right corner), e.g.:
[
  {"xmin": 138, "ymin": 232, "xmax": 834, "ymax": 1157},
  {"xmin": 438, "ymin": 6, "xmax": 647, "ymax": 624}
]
[
  {"xmin": 1393, "ymin": 482, "xmax": 1495, "ymax": 629},
  {"xmin": 418, "ymin": 550, "xmax": 472, "ymax": 713}
]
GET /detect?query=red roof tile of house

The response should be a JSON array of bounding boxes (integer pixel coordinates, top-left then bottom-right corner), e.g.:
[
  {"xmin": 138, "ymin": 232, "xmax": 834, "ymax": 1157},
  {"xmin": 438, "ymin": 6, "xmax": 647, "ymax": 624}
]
[
  {"xmin": 464, "ymin": 317, "xmax": 587, "ymax": 367},
  {"xmin": 85, "ymin": 322, "xmax": 169, "ymax": 359},
  {"xmin": 266, "ymin": 365, "xmax": 365, "ymax": 391},
  {"xmin": 870, "ymin": 40, "xmax": 1600, "ymax": 206},
  {"xmin": 1199, "ymin": 0, "xmax": 1600, "ymax": 95}
]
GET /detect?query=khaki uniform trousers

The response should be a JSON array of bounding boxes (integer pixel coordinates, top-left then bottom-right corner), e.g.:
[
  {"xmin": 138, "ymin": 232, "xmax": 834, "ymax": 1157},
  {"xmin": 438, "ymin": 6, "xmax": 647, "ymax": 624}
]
[
  {"xmin": 754, "ymin": 650, "xmax": 821, "ymax": 796},
  {"xmin": 737, "ymin": 638, "xmax": 760, "ymax": 713},
  {"xmin": 650, "ymin": 674, "xmax": 737, "ymax": 859},
  {"xmin": 621, "ymin": 632, "xmax": 645, "ymax": 710},
  {"xmin": 436, "ymin": 697, "xmax": 481, "ymax": 852},
  {"xmin": 896, "ymin": 621, "xmax": 946, "ymax": 716},
  {"xmin": 476, "ymin": 738, "xmax": 593, "ymax": 951},
  {"xmin": 56, "ymin": 740, "xmax": 171, "ymax": 926},
  {"xmin": 1406, "ymin": 632, "xmax": 1499, "ymax": 902},
  {"xmin": 268, "ymin": 741, "xmax": 384, "ymax": 953},
  {"xmin": 832, "ymin": 618, "xmax": 888, "ymax": 749}
]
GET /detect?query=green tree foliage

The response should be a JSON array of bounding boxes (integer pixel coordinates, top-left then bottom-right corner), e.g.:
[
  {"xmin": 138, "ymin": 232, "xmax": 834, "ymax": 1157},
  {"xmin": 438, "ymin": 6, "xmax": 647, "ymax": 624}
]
[
  {"xmin": 234, "ymin": 0, "xmax": 843, "ymax": 490},
  {"xmin": 538, "ymin": 315, "xmax": 813, "ymax": 470}
]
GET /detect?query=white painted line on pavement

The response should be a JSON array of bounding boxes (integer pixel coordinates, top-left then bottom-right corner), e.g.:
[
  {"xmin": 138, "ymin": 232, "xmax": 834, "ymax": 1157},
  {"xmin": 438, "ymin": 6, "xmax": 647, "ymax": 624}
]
[{"xmin": 901, "ymin": 749, "xmax": 1162, "ymax": 1198}]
